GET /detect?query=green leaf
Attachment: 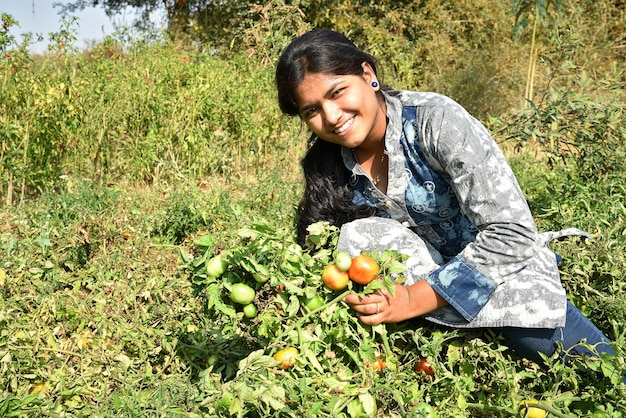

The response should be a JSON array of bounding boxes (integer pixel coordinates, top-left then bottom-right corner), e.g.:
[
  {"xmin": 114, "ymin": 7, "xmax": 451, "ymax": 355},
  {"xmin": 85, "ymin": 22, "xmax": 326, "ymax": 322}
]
[
  {"xmin": 258, "ymin": 385, "xmax": 287, "ymax": 411},
  {"xmin": 302, "ymin": 347, "xmax": 325, "ymax": 374},
  {"xmin": 237, "ymin": 349, "xmax": 276, "ymax": 371},
  {"xmin": 359, "ymin": 392, "xmax": 377, "ymax": 416},
  {"xmin": 193, "ymin": 234, "xmax": 215, "ymax": 248}
]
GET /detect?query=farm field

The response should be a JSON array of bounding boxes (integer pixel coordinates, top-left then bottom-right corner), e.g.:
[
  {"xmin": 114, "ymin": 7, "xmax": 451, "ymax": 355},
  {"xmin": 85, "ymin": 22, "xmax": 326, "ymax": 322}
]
[{"xmin": 1, "ymin": 2, "xmax": 626, "ymax": 416}]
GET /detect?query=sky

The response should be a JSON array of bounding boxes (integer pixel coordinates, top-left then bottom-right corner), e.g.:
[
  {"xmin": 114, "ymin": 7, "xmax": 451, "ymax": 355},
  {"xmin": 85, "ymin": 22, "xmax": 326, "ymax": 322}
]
[{"xmin": 1, "ymin": 0, "xmax": 130, "ymax": 53}]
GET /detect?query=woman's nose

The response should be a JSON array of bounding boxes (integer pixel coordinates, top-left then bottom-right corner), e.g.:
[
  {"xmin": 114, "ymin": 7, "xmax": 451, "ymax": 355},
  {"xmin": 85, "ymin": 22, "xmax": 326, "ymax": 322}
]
[{"xmin": 323, "ymin": 102, "xmax": 341, "ymax": 125}]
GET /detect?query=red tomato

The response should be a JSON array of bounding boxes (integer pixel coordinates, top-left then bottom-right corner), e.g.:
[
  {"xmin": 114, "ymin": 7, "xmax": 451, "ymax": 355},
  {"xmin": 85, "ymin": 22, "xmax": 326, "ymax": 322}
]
[
  {"xmin": 347, "ymin": 254, "xmax": 379, "ymax": 285},
  {"xmin": 415, "ymin": 357, "xmax": 434, "ymax": 376},
  {"xmin": 322, "ymin": 264, "xmax": 350, "ymax": 290}
]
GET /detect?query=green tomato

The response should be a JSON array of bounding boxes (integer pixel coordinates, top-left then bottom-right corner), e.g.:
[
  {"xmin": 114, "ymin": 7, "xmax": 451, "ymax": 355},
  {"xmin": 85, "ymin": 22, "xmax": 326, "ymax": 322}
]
[
  {"xmin": 252, "ymin": 272, "xmax": 269, "ymax": 283},
  {"xmin": 303, "ymin": 295, "xmax": 324, "ymax": 312},
  {"xmin": 334, "ymin": 251, "xmax": 353, "ymax": 272},
  {"xmin": 207, "ymin": 354, "xmax": 219, "ymax": 368},
  {"xmin": 410, "ymin": 403, "xmax": 436, "ymax": 418},
  {"xmin": 230, "ymin": 283, "xmax": 255, "ymax": 305},
  {"xmin": 206, "ymin": 254, "xmax": 228, "ymax": 278},
  {"xmin": 242, "ymin": 303, "xmax": 257, "ymax": 318},
  {"xmin": 284, "ymin": 243, "xmax": 303, "ymax": 262}
]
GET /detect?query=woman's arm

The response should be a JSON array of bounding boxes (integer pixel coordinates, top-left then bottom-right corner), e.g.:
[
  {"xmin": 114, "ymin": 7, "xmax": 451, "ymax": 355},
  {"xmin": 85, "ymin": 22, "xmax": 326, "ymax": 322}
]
[{"xmin": 343, "ymin": 280, "xmax": 448, "ymax": 325}]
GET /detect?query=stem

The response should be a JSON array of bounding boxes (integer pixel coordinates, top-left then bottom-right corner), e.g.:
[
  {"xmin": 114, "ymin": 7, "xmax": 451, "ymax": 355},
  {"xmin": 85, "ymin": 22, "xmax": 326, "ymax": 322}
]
[
  {"xmin": 12, "ymin": 345, "xmax": 83, "ymax": 358},
  {"xmin": 374, "ymin": 324, "xmax": 393, "ymax": 362},
  {"xmin": 272, "ymin": 289, "xmax": 352, "ymax": 344},
  {"xmin": 525, "ymin": 14, "xmax": 538, "ymax": 106},
  {"xmin": 19, "ymin": 123, "xmax": 29, "ymax": 207}
]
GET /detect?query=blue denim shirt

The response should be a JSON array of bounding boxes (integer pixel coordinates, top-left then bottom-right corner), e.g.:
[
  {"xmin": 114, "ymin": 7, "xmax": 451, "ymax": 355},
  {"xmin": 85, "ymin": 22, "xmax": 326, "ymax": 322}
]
[{"xmin": 340, "ymin": 91, "xmax": 569, "ymax": 328}]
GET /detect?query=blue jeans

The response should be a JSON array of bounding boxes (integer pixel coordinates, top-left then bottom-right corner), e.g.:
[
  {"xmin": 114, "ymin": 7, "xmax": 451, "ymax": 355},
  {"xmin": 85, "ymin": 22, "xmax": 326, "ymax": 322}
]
[{"xmin": 495, "ymin": 301, "xmax": 615, "ymax": 365}]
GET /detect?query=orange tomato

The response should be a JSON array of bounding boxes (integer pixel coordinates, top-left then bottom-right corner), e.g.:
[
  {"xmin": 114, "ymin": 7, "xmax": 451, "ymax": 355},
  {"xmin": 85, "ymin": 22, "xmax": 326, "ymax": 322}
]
[
  {"xmin": 370, "ymin": 357, "xmax": 386, "ymax": 373},
  {"xmin": 347, "ymin": 254, "xmax": 379, "ymax": 285},
  {"xmin": 274, "ymin": 347, "xmax": 298, "ymax": 369},
  {"xmin": 322, "ymin": 264, "xmax": 350, "ymax": 290}
]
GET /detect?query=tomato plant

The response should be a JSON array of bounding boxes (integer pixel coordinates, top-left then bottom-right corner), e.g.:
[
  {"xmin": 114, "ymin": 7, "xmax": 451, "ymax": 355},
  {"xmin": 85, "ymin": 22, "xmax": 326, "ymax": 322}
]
[
  {"xmin": 273, "ymin": 347, "xmax": 298, "ymax": 369},
  {"xmin": 415, "ymin": 357, "xmax": 434, "ymax": 376},
  {"xmin": 348, "ymin": 254, "xmax": 379, "ymax": 285},
  {"xmin": 230, "ymin": 283, "xmax": 255, "ymax": 305},
  {"xmin": 322, "ymin": 263, "xmax": 350, "ymax": 290}
]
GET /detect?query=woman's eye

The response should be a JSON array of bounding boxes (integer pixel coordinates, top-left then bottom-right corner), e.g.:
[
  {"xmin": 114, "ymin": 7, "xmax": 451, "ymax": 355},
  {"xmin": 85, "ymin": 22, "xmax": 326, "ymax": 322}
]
[
  {"xmin": 332, "ymin": 87, "xmax": 345, "ymax": 97},
  {"xmin": 304, "ymin": 107, "xmax": 318, "ymax": 117}
]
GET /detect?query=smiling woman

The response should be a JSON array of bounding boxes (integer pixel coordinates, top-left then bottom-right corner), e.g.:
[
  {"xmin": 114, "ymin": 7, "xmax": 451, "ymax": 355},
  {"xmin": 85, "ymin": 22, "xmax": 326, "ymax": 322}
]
[{"xmin": 274, "ymin": 28, "xmax": 619, "ymax": 375}]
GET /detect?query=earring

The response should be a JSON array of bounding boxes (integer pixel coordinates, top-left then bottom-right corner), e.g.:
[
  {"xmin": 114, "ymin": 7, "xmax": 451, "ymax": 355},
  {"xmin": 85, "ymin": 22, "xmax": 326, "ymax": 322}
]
[{"xmin": 371, "ymin": 81, "xmax": 379, "ymax": 88}]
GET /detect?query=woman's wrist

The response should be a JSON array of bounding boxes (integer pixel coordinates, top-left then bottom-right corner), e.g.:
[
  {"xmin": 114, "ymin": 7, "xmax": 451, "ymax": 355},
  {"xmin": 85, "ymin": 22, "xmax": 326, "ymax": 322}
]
[{"xmin": 403, "ymin": 279, "xmax": 448, "ymax": 319}]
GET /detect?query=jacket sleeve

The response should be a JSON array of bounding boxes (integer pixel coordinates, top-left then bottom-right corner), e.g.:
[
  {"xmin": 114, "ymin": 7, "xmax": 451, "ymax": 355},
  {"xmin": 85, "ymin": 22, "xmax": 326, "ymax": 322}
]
[{"xmin": 418, "ymin": 95, "xmax": 540, "ymax": 322}]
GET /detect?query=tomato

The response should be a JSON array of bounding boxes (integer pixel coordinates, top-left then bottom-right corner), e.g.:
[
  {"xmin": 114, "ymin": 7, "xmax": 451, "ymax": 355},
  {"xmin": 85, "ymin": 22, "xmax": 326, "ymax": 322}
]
[
  {"xmin": 242, "ymin": 303, "xmax": 257, "ymax": 318},
  {"xmin": 207, "ymin": 354, "xmax": 220, "ymax": 368},
  {"xmin": 370, "ymin": 357, "xmax": 386, "ymax": 373},
  {"xmin": 206, "ymin": 254, "xmax": 228, "ymax": 278},
  {"xmin": 273, "ymin": 347, "xmax": 298, "ymax": 369},
  {"xmin": 415, "ymin": 357, "xmax": 434, "ymax": 376},
  {"xmin": 334, "ymin": 251, "xmax": 353, "ymax": 272},
  {"xmin": 230, "ymin": 283, "xmax": 255, "ymax": 305},
  {"xmin": 284, "ymin": 243, "xmax": 303, "ymax": 262},
  {"xmin": 410, "ymin": 403, "xmax": 436, "ymax": 418},
  {"xmin": 518, "ymin": 400, "xmax": 547, "ymax": 418},
  {"xmin": 347, "ymin": 254, "xmax": 379, "ymax": 285},
  {"xmin": 29, "ymin": 382, "xmax": 47, "ymax": 395},
  {"xmin": 252, "ymin": 272, "xmax": 269, "ymax": 283},
  {"xmin": 303, "ymin": 295, "xmax": 324, "ymax": 312},
  {"xmin": 322, "ymin": 263, "xmax": 350, "ymax": 290}
]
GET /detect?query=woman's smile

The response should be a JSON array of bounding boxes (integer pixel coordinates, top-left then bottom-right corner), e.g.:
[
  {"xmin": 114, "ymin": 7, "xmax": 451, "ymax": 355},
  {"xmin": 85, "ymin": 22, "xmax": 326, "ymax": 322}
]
[{"xmin": 334, "ymin": 116, "xmax": 354, "ymax": 134}]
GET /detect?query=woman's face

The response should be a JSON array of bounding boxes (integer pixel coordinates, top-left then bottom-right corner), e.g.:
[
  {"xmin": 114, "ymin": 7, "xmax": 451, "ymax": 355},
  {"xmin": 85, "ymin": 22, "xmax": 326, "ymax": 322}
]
[{"xmin": 293, "ymin": 62, "xmax": 387, "ymax": 150}]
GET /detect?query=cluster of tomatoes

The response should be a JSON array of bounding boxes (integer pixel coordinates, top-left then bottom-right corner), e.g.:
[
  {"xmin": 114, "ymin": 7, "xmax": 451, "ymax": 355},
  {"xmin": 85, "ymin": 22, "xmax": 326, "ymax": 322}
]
[
  {"xmin": 322, "ymin": 251, "xmax": 380, "ymax": 290},
  {"xmin": 205, "ymin": 253, "xmax": 261, "ymax": 318}
]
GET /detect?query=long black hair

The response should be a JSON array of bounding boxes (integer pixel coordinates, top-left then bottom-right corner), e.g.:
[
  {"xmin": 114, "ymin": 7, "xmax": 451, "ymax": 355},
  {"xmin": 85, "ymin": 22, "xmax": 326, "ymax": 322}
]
[{"xmin": 275, "ymin": 30, "xmax": 380, "ymax": 246}]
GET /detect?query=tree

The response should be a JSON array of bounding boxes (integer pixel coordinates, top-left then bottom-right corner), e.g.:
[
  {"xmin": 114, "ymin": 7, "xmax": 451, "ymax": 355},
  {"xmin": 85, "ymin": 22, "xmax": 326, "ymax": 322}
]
[{"xmin": 56, "ymin": 0, "xmax": 192, "ymax": 39}]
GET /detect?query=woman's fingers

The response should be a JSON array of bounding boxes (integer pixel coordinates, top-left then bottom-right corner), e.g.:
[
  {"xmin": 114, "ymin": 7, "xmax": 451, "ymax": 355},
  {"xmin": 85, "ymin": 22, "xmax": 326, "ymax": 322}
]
[{"xmin": 343, "ymin": 292, "xmax": 387, "ymax": 316}]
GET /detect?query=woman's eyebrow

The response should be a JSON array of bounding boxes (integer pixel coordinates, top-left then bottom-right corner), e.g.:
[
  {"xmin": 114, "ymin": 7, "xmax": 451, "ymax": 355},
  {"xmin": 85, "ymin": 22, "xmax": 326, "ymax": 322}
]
[{"xmin": 298, "ymin": 81, "xmax": 343, "ymax": 114}]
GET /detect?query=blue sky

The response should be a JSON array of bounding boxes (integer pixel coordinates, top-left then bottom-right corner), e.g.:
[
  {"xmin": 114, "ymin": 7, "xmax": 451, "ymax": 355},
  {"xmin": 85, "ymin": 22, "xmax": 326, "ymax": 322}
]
[{"xmin": 1, "ymin": 0, "xmax": 124, "ymax": 53}]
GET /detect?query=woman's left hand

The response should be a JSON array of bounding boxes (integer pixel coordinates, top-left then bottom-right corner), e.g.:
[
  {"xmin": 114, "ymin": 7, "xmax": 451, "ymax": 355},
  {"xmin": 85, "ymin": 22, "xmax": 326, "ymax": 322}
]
[{"xmin": 342, "ymin": 280, "xmax": 448, "ymax": 325}]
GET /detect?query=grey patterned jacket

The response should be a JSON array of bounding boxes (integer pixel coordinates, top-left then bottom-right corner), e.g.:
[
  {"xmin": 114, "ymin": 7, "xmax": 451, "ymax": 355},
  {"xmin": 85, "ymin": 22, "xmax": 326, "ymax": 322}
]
[{"xmin": 336, "ymin": 90, "xmax": 588, "ymax": 329}]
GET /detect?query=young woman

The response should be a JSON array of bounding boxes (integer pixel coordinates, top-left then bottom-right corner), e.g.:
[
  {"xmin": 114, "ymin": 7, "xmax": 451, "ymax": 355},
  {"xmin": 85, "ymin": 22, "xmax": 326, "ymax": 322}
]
[{"xmin": 275, "ymin": 29, "xmax": 615, "ymax": 365}]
